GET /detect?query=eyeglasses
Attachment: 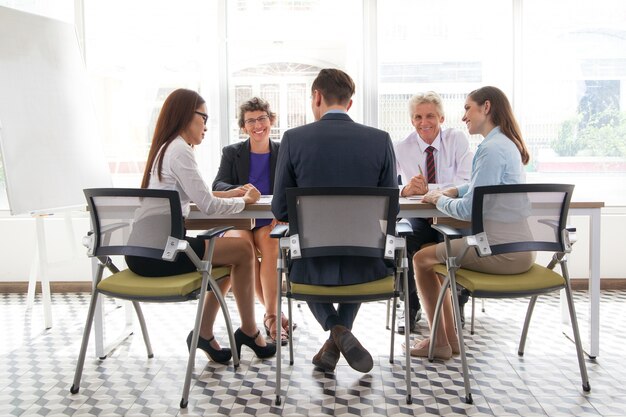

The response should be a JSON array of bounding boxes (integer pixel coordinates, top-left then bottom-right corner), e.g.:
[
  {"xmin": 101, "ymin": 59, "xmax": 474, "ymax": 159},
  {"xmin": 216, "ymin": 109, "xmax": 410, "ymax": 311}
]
[
  {"xmin": 195, "ymin": 111, "xmax": 208, "ymax": 125},
  {"xmin": 244, "ymin": 115, "xmax": 270, "ymax": 126}
]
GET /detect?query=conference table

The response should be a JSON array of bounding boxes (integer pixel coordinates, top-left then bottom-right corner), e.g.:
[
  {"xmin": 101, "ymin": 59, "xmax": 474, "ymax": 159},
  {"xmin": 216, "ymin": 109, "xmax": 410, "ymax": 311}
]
[
  {"xmin": 92, "ymin": 196, "xmax": 603, "ymax": 359},
  {"xmin": 186, "ymin": 196, "xmax": 603, "ymax": 359}
]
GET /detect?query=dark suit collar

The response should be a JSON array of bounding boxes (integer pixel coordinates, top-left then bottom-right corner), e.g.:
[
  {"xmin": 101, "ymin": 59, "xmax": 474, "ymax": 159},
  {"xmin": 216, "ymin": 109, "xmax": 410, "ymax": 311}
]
[
  {"xmin": 234, "ymin": 140, "xmax": 251, "ymax": 183},
  {"xmin": 320, "ymin": 112, "xmax": 353, "ymax": 122}
]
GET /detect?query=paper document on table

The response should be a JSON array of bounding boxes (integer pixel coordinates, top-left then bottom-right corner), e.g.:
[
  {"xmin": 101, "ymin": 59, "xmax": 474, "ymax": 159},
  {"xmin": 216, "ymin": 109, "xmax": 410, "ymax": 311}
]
[{"xmin": 259, "ymin": 195, "xmax": 273, "ymax": 203}]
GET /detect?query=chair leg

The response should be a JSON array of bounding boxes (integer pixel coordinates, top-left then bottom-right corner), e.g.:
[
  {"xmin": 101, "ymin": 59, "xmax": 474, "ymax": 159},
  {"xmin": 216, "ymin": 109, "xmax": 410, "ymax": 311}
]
[
  {"xmin": 180, "ymin": 283, "xmax": 207, "ymax": 408},
  {"xmin": 131, "ymin": 301, "xmax": 153, "ymax": 358},
  {"xmin": 275, "ymin": 253, "xmax": 285, "ymax": 406},
  {"xmin": 561, "ymin": 261, "xmax": 591, "ymax": 392},
  {"xmin": 70, "ymin": 289, "xmax": 100, "ymax": 394},
  {"xmin": 518, "ymin": 295, "xmax": 538, "ymax": 356},
  {"xmin": 445, "ymin": 272, "xmax": 473, "ymax": 404},
  {"xmin": 402, "ymin": 267, "xmax": 412, "ymax": 405},
  {"xmin": 389, "ymin": 294, "xmax": 397, "ymax": 362},
  {"xmin": 470, "ymin": 296, "xmax": 476, "ymax": 335}
]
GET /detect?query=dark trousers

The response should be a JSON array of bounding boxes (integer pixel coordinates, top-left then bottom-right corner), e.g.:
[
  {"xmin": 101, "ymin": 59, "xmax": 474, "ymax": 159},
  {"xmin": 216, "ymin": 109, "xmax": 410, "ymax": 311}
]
[
  {"xmin": 405, "ymin": 218, "xmax": 443, "ymax": 317},
  {"xmin": 308, "ymin": 302, "xmax": 361, "ymax": 334}
]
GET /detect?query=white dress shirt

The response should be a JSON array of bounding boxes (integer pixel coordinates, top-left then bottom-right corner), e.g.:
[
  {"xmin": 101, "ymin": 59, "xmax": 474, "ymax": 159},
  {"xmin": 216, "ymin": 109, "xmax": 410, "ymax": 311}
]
[
  {"xmin": 394, "ymin": 127, "xmax": 472, "ymax": 190},
  {"xmin": 149, "ymin": 136, "xmax": 245, "ymax": 217}
]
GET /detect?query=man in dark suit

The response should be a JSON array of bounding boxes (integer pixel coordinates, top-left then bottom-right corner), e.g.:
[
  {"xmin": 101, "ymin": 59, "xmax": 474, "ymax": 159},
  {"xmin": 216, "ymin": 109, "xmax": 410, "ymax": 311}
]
[{"xmin": 272, "ymin": 68, "xmax": 398, "ymax": 373}]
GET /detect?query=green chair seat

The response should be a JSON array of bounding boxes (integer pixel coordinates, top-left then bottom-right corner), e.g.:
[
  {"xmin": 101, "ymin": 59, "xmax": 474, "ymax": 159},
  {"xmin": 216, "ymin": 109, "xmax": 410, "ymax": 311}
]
[
  {"xmin": 433, "ymin": 263, "xmax": 565, "ymax": 298},
  {"xmin": 291, "ymin": 275, "xmax": 394, "ymax": 297},
  {"xmin": 98, "ymin": 266, "xmax": 231, "ymax": 299}
]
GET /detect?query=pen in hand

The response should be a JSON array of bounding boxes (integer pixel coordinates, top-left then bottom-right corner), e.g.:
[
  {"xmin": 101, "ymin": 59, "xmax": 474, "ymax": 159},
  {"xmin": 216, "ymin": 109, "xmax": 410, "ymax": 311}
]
[{"xmin": 418, "ymin": 165, "xmax": 424, "ymax": 176}]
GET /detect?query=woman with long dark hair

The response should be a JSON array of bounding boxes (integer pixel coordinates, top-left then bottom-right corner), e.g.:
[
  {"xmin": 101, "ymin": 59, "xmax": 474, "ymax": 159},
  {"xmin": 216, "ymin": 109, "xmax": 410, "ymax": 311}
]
[
  {"xmin": 127, "ymin": 88, "xmax": 276, "ymax": 363},
  {"xmin": 409, "ymin": 86, "xmax": 532, "ymax": 360}
]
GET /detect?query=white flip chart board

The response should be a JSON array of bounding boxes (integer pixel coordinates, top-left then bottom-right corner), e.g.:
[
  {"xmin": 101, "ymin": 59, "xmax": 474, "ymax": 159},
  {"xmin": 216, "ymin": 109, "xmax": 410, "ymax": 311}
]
[{"xmin": 0, "ymin": 6, "xmax": 111, "ymax": 215}]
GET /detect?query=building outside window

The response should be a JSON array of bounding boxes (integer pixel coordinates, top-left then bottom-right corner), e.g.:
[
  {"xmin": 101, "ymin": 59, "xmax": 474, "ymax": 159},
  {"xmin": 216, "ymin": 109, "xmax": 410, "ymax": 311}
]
[{"xmin": 2, "ymin": 0, "xmax": 625, "ymax": 208}]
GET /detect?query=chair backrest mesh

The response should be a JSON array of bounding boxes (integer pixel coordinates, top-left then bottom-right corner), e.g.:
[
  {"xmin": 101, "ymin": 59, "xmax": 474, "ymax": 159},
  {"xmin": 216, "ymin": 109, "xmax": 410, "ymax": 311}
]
[
  {"xmin": 286, "ymin": 187, "xmax": 398, "ymax": 258},
  {"xmin": 84, "ymin": 188, "xmax": 184, "ymax": 259},
  {"xmin": 471, "ymin": 184, "xmax": 574, "ymax": 255}
]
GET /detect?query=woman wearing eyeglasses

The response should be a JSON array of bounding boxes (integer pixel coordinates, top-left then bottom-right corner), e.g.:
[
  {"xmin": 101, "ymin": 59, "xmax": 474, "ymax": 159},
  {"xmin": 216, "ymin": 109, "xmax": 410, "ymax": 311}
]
[
  {"xmin": 213, "ymin": 97, "xmax": 292, "ymax": 345},
  {"xmin": 127, "ymin": 88, "xmax": 276, "ymax": 364}
]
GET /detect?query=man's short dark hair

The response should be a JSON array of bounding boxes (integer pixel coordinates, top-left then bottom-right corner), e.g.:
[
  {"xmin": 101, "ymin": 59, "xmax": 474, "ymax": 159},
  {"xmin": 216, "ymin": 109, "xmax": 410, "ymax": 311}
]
[{"xmin": 311, "ymin": 68, "xmax": 355, "ymax": 106}]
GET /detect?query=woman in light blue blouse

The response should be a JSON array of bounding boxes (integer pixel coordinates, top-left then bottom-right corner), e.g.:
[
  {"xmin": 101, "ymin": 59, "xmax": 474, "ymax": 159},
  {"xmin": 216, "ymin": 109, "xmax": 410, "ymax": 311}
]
[{"xmin": 409, "ymin": 86, "xmax": 532, "ymax": 360}]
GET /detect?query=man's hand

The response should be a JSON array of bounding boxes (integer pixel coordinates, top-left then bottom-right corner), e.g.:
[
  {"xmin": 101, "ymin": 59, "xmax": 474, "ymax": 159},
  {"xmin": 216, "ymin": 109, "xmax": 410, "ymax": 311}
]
[{"xmin": 401, "ymin": 175, "xmax": 428, "ymax": 196}]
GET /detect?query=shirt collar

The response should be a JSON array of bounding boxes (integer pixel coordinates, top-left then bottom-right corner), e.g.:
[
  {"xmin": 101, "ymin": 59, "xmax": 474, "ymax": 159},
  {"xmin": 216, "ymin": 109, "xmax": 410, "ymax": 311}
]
[
  {"xmin": 322, "ymin": 109, "xmax": 348, "ymax": 116},
  {"xmin": 415, "ymin": 128, "xmax": 444, "ymax": 153},
  {"xmin": 482, "ymin": 126, "xmax": 502, "ymax": 142}
]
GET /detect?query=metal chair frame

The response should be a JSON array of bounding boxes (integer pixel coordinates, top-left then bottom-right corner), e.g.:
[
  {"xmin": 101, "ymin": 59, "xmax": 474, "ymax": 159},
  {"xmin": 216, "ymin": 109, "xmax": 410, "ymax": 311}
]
[
  {"xmin": 271, "ymin": 187, "xmax": 414, "ymax": 405},
  {"xmin": 429, "ymin": 183, "xmax": 590, "ymax": 404},
  {"xmin": 69, "ymin": 188, "xmax": 238, "ymax": 408}
]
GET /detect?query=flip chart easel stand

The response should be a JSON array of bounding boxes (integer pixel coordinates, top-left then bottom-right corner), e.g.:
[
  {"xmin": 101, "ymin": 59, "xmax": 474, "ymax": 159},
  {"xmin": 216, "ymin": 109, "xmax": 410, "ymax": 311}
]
[
  {"xmin": 26, "ymin": 215, "xmax": 54, "ymax": 329},
  {"xmin": 25, "ymin": 210, "xmax": 81, "ymax": 329}
]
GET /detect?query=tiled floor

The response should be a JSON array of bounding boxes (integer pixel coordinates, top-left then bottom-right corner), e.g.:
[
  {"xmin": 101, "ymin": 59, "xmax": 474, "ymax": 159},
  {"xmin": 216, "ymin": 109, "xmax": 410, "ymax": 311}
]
[{"xmin": 1, "ymin": 290, "xmax": 625, "ymax": 416}]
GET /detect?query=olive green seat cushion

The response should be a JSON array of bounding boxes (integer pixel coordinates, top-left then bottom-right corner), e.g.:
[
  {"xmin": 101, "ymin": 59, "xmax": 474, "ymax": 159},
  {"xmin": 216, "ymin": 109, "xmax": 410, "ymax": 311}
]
[
  {"xmin": 433, "ymin": 263, "xmax": 565, "ymax": 297},
  {"xmin": 291, "ymin": 275, "xmax": 394, "ymax": 297},
  {"xmin": 97, "ymin": 266, "xmax": 231, "ymax": 299}
]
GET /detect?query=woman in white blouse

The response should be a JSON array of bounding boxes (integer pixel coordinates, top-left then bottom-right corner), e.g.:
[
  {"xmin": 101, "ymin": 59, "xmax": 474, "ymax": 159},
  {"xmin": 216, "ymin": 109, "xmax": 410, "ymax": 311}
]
[{"xmin": 127, "ymin": 88, "xmax": 275, "ymax": 363}]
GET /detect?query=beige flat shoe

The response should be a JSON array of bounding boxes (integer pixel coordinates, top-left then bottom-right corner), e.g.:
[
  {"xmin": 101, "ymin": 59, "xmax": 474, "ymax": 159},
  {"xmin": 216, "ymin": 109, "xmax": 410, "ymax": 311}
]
[{"xmin": 408, "ymin": 339, "xmax": 452, "ymax": 360}]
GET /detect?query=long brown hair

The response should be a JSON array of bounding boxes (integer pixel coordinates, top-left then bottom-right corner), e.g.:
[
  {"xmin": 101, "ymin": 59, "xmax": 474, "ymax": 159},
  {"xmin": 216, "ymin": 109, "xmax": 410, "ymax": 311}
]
[
  {"xmin": 141, "ymin": 89, "xmax": 205, "ymax": 188},
  {"xmin": 468, "ymin": 86, "xmax": 530, "ymax": 165}
]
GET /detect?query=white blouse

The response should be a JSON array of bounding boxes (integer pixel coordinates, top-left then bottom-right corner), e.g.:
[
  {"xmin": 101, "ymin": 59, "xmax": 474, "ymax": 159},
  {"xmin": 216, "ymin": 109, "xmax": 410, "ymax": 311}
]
[{"xmin": 148, "ymin": 136, "xmax": 245, "ymax": 217}]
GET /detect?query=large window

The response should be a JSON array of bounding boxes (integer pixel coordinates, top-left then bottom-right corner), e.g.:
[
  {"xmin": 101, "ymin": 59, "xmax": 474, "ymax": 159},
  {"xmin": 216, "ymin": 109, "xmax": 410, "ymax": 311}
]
[
  {"xmin": 521, "ymin": 0, "xmax": 626, "ymax": 204},
  {"xmin": 377, "ymin": 0, "xmax": 626, "ymax": 205},
  {"xmin": 378, "ymin": 0, "xmax": 513, "ymax": 146},
  {"xmin": 83, "ymin": 0, "xmax": 221, "ymax": 186},
  {"xmin": 2, "ymin": 0, "xmax": 626, "ymax": 209},
  {"xmin": 226, "ymin": 0, "xmax": 363, "ymax": 144}
]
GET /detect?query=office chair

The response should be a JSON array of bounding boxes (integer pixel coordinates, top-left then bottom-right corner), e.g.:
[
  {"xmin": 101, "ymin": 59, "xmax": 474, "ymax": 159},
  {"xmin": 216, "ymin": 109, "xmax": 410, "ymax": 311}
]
[
  {"xmin": 70, "ymin": 188, "xmax": 237, "ymax": 408},
  {"xmin": 428, "ymin": 183, "xmax": 590, "ymax": 404},
  {"xmin": 271, "ymin": 187, "xmax": 414, "ymax": 405}
]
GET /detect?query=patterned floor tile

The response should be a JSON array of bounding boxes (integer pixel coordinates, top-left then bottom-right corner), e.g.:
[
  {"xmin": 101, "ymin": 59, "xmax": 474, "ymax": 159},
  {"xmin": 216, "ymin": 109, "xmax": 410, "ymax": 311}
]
[{"xmin": 1, "ymin": 290, "xmax": 624, "ymax": 416}]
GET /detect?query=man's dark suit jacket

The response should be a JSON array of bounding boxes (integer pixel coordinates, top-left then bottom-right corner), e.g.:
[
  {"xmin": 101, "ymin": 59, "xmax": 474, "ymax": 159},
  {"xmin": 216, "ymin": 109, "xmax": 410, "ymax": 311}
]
[
  {"xmin": 212, "ymin": 138, "xmax": 280, "ymax": 192},
  {"xmin": 271, "ymin": 112, "xmax": 398, "ymax": 286}
]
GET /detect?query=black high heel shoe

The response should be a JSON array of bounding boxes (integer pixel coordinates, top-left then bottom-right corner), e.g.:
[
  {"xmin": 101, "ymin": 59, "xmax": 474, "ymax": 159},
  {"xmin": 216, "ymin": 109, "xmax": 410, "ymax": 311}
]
[
  {"xmin": 186, "ymin": 330, "xmax": 232, "ymax": 364},
  {"xmin": 234, "ymin": 328, "xmax": 276, "ymax": 359}
]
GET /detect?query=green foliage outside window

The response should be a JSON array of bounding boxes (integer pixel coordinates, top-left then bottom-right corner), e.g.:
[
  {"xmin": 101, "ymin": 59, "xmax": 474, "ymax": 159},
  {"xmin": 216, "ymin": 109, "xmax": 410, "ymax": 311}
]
[{"xmin": 554, "ymin": 109, "xmax": 626, "ymax": 157}]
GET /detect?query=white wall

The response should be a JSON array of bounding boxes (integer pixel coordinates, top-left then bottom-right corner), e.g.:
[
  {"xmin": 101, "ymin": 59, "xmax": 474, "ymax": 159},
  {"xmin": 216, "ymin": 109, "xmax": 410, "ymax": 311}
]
[
  {"xmin": 0, "ymin": 209, "xmax": 624, "ymax": 282},
  {"xmin": 0, "ymin": 211, "xmax": 92, "ymax": 282}
]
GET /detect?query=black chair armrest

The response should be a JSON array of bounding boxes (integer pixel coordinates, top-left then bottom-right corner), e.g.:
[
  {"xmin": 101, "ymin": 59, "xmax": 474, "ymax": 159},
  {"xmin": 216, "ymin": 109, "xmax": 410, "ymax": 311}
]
[
  {"xmin": 538, "ymin": 219, "xmax": 576, "ymax": 233},
  {"xmin": 196, "ymin": 226, "xmax": 234, "ymax": 240},
  {"xmin": 270, "ymin": 224, "xmax": 289, "ymax": 238},
  {"xmin": 431, "ymin": 224, "xmax": 465, "ymax": 239},
  {"xmin": 395, "ymin": 222, "xmax": 413, "ymax": 236}
]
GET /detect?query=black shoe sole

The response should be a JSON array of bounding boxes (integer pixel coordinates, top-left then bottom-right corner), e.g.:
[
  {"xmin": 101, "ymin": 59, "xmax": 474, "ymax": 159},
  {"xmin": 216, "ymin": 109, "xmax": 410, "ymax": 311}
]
[{"xmin": 334, "ymin": 331, "xmax": 373, "ymax": 373}]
